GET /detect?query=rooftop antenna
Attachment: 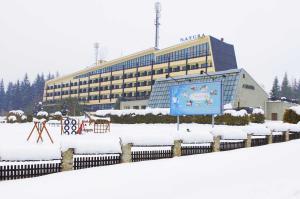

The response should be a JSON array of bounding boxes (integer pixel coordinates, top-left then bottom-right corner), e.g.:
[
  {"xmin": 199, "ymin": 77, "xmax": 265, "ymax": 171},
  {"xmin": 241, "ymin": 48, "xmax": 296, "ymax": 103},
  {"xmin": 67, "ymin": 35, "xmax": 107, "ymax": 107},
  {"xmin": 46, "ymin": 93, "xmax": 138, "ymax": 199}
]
[
  {"xmin": 94, "ymin": 42, "xmax": 99, "ymax": 66},
  {"xmin": 154, "ymin": 2, "xmax": 161, "ymax": 49}
]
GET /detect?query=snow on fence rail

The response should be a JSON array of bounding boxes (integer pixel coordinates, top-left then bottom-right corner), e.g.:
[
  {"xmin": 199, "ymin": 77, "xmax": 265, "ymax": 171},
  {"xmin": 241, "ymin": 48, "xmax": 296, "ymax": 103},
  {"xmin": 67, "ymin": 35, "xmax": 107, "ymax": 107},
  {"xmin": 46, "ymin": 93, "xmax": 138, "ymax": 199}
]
[{"xmin": 0, "ymin": 145, "xmax": 61, "ymax": 161}]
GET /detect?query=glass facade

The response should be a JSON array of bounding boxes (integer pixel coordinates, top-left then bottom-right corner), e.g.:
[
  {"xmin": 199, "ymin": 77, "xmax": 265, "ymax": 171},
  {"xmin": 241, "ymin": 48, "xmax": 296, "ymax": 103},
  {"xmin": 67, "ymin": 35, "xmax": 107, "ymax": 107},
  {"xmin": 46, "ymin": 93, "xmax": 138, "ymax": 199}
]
[
  {"xmin": 75, "ymin": 54, "xmax": 155, "ymax": 79},
  {"xmin": 74, "ymin": 42, "xmax": 209, "ymax": 79},
  {"xmin": 148, "ymin": 69, "xmax": 241, "ymax": 108},
  {"xmin": 156, "ymin": 43, "xmax": 209, "ymax": 64}
]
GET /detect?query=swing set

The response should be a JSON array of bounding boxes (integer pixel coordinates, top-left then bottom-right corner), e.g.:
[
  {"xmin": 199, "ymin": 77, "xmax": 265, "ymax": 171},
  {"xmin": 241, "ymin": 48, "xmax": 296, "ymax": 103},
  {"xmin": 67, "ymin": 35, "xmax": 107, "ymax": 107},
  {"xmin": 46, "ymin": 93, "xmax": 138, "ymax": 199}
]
[{"xmin": 27, "ymin": 120, "xmax": 54, "ymax": 144}]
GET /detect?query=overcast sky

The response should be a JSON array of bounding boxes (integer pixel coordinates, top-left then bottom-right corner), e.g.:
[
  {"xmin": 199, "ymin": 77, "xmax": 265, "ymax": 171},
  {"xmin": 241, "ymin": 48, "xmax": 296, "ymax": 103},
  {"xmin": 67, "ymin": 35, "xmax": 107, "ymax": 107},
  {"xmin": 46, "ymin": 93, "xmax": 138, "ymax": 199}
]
[{"xmin": 0, "ymin": 0, "xmax": 299, "ymax": 91}]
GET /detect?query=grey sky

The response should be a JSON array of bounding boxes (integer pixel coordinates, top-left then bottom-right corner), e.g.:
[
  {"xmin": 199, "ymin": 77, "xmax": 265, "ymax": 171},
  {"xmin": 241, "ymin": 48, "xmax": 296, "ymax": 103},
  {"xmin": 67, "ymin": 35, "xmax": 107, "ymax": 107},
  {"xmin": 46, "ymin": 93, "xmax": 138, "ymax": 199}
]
[{"xmin": 0, "ymin": 0, "xmax": 299, "ymax": 91}]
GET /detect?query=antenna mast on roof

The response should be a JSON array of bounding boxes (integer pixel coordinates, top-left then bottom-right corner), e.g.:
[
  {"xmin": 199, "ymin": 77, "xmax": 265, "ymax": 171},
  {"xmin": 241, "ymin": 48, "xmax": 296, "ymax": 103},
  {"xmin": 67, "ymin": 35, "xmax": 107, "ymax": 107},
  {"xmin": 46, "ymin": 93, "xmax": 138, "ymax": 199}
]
[
  {"xmin": 154, "ymin": 2, "xmax": 161, "ymax": 49},
  {"xmin": 94, "ymin": 42, "xmax": 99, "ymax": 66}
]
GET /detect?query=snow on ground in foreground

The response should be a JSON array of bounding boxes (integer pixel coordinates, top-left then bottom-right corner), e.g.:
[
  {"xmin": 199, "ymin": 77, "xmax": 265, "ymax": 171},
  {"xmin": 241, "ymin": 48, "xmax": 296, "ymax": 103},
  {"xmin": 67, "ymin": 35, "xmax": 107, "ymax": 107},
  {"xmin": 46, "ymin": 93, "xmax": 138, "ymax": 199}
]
[{"xmin": 1, "ymin": 140, "xmax": 300, "ymax": 199}]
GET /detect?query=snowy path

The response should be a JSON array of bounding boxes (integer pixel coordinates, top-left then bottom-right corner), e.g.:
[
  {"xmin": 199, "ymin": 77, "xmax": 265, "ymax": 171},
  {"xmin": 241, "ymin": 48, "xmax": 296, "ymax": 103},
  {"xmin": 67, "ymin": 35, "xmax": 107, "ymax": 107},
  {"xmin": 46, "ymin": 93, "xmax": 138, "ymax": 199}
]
[{"xmin": 1, "ymin": 140, "xmax": 300, "ymax": 199}]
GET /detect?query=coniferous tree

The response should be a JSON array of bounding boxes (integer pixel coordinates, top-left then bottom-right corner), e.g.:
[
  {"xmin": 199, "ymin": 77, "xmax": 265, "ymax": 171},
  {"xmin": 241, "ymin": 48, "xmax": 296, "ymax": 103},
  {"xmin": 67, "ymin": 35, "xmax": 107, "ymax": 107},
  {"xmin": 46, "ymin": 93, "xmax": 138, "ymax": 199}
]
[
  {"xmin": 270, "ymin": 76, "xmax": 280, "ymax": 100},
  {"xmin": 20, "ymin": 73, "xmax": 32, "ymax": 110},
  {"xmin": 5, "ymin": 82, "xmax": 14, "ymax": 111},
  {"xmin": 291, "ymin": 79, "xmax": 298, "ymax": 100},
  {"xmin": 32, "ymin": 73, "xmax": 45, "ymax": 104},
  {"xmin": 12, "ymin": 80, "xmax": 22, "ymax": 109},
  {"xmin": 280, "ymin": 72, "xmax": 292, "ymax": 99},
  {"xmin": 46, "ymin": 72, "xmax": 55, "ymax": 81},
  {"xmin": 0, "ymin": 79, "xmax": 5, "ymax": 114},
  {"xmin": 296, "ymin": 79, "xmax": 300, "ymax": 101},
  {"xmin": 0, "ymin": 72, "xmax": 55, "ymax": 115}
]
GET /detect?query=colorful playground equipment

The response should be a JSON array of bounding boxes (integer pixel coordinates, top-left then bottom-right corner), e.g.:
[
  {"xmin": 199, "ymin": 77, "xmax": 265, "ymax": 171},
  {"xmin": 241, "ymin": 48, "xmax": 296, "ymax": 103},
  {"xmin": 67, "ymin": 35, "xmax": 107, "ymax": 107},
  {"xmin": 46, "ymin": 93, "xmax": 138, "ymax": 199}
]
[{"xmin": 60, "ymin": 114, "xmax": 110, "ymax": 135}]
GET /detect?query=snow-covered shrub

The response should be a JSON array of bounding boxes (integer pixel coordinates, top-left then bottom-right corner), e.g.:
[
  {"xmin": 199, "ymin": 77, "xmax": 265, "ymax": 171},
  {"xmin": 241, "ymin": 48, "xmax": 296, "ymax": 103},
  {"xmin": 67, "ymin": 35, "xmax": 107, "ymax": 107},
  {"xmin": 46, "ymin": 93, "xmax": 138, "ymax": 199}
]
[
  {"xmin": 50, "ymin": 111, "xmax": 63, "ymax": 121},
  {"xmin": 36, "ymin": 111, "xmax": 49, "ymax": 120},
  {"xmin": 250, "ymin": 108, "xmax": 265, "ymax": 123},
  {"xmin": 6, "ymin": 110, "xmax": 28, "ymax": 123},
  {"xmin": 223, "ymin": 109, "xmax": 248, "ymax": 117},
  {"xmin": 7, "ymin": 115, "xmax": 17, "ymax": 123},
  {"xmin": 99, "ymin": 113, "xmax": 248, "ymax": 125},
  {"xmin": 221, "ymin": 109, "xmax": 249, "ymax": 126},
  {"xmin": 95, "ymin": 108, "xmax": 170, "ymax": 117},
  {"xmin": 283, "ymin": 106, "xmax": 300, "ymax": 124},
  {"xmin": 219, "ymin": 114, "xmax": 249, "ymax": 126}
]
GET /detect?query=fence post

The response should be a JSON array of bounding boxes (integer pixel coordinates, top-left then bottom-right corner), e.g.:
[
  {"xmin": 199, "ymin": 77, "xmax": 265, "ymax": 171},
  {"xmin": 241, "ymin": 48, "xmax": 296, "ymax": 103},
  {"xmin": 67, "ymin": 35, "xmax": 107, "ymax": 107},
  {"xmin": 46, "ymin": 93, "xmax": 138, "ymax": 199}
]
[
  {"xmin": 245, "ymin": 134, "xmax": 252, "ymax": 148},
  {"xmin": 284, "ymin": 130, "xmax": 290, "ymax": 142},
  {"xmin": 61, "ymin": 148, "xmax": 74, "ymax": 172},
  {"xmin": 267, "ymin": 132, "xmax": 273, "ymax": 144},
  {"xmin": 212, "ymin": 136, "xmax": 221, "ymax": 152},
  {"xmin": 172, "ymin": 140, "xmax": 182, "ymax": 157},
  {"xmin": 121, "ymin": 143, "xmax": 133, "ymax": 163}
]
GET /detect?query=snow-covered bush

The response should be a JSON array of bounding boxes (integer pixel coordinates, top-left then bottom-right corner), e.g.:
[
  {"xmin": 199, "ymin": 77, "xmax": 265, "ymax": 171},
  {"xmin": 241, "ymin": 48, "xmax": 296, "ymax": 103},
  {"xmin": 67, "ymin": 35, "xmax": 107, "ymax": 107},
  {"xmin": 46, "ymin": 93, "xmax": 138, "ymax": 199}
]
[
  {"xmin": 50, "ymin": 111, "xmax": 63, "ymax": 121},
  {"xmin": 222, "ymin": 109, "xmax": 249, "ymax": 126},
  {"xmin": 36, "ymin": 111, "xmax": 49, "ymax": 120},
  {"xmin": 283, "ymin": 106, "xmax": 300, "ymax": 124},
  {"xmin": 6, "ymin": 110, "xmax": 28, "ymax": 123},
  {"xmin": 7, "ymin": 115, "xmax": 17, "ymax": 123},
  {"xmin": 250, "ymin": 108, "xmax": 265, "ymax": 123},
  {"xmin": 95, "ymin": 108, "xmax": 170, "ymax": 117}
]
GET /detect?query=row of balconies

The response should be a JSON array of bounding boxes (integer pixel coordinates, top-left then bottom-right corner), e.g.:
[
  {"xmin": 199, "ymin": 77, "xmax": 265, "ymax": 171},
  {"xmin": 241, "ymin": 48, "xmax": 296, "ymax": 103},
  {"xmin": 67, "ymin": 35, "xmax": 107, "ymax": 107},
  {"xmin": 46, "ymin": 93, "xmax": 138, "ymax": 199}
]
[
  {"xmin": 47, "ymin": 63, "xmax": 212, "ymax": 90},
  {"xmin": 46, "ymin": 91, "xmax": 150, "ymax": 103},
  {"xmin": 46, "ymin": 81, "xmax": 154, "ymax": 97}
]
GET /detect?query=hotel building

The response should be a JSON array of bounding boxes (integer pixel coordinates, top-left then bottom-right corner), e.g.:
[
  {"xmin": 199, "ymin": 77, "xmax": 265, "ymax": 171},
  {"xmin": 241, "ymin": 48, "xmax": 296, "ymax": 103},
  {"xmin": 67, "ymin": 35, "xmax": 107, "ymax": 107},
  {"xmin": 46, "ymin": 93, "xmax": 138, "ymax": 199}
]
[{"xmin": 43, "ymin": 35, "xmax": 238, "ymax": 111}]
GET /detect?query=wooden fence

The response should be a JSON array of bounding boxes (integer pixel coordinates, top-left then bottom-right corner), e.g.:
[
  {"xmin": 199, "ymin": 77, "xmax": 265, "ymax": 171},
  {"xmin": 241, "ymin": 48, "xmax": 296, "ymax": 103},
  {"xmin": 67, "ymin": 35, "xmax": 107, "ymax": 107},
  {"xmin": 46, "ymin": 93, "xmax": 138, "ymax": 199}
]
[
  {"xmin": 132, "ymin": 148, "xmax": 172, "ymax": 162},
  {"xmin": 289, "ymin": 132, "xmax": 300, "ymax": 140},
  {"xmin": 251, "ymin": 137, "xmax": 268, "ymax": 147},
  {"xmin": 181, "ymin": 144, "xmax": 212, "ymax": 156},
  {"xmin": 74, "ymin": 154, "xmax": 121, "ymax": 170},
  {"xmin": 220, "ymin": 141, "xmax": 245, "ymax": 151},
  {"xmin": 273, "ymin": 134, "xmax": 284, "ymax": 143},
  {"xmin": 0, "ymin": 161, "xmax": 61, "ymax": 181}
]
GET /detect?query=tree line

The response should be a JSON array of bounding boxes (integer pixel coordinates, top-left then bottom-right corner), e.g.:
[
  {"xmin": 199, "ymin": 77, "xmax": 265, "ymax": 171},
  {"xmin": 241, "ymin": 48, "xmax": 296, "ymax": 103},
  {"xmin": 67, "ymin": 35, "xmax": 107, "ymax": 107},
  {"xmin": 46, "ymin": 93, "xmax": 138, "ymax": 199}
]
[
  {"xmin": 0, "ymin": 73, "xmax": 57, "ymax": 115},
  {"xmin": 270, "ymin": 72, "xmax": 300, "ymax": 102}
]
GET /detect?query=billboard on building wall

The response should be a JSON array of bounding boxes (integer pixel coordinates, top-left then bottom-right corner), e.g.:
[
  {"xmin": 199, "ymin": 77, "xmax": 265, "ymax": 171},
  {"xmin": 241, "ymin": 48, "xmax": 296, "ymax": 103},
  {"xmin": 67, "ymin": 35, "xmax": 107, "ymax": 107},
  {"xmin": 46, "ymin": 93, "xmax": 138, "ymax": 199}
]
[{"xmin": 170, "ymin": 82, "xmax": 223, "ymax": 116}]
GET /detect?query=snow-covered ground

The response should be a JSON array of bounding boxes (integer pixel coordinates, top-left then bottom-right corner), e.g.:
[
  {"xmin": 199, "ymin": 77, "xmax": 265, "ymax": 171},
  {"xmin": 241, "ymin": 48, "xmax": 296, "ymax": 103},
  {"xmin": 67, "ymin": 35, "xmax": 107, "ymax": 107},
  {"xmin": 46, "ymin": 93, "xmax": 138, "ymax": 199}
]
[
  {"xmin": 0, "ymin": 140, "xmax": 300, "ymax": 199},
  {"xmin": 0, "ymin": 121, "xmax": 299, "ymax": 160}
]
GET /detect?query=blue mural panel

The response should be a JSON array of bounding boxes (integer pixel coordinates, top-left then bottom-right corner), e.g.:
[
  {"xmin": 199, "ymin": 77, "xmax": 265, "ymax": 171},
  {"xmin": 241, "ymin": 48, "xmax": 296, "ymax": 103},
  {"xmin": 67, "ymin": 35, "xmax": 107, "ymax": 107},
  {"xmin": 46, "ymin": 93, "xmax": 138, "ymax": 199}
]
[{"xmin": 170, "ymin": 82, "xmax": 223, "ymax": 116}]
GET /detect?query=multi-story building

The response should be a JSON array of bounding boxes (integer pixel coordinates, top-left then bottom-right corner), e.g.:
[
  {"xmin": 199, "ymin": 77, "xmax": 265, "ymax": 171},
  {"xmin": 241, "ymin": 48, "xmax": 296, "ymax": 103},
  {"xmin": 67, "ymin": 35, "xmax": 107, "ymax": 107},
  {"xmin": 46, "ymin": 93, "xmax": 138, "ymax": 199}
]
[{"xmin": 43, "ymin": 35, "xmax": 238, "ymax": 111}]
